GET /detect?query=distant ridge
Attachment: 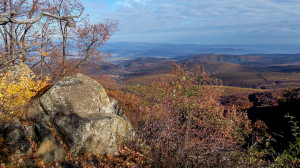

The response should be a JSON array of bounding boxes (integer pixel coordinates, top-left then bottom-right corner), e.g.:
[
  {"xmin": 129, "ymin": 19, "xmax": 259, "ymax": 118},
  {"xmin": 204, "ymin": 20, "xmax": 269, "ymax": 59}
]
[{"xmin": 102, "ymin": 42, "xmax": 300, "ymax": 63}]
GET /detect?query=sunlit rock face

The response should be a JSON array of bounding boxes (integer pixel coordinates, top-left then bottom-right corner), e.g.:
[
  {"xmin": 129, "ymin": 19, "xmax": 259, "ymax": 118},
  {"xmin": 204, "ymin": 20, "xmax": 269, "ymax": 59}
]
[{"xmin": 37, "ymin": 73, "xmax": 134, "ymax": 156}]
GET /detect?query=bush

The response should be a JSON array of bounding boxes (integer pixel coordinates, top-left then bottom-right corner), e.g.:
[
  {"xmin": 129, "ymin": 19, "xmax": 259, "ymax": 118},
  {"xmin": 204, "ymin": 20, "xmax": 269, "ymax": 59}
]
[
  {"xmin": 0, "ymin": 68, "xmax": 49, "ymax": 124},
  {"xmin": 270, "ymin": 114, "xmax": 300, "ymax": 167},
  {"xmin": 126, "ymin": 64, "xmax": 252, "ymax": 167}
]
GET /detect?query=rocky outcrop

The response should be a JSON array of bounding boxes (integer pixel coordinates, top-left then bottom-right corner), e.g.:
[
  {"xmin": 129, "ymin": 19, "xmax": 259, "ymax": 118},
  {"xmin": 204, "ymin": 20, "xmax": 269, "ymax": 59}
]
[{"xmin": 1, "ymin": 73, "xmax": 134, "ymax": 163}]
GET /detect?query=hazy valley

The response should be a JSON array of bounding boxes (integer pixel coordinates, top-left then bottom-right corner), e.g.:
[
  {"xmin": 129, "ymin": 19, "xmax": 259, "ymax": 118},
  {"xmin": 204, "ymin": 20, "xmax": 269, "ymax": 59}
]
[{"xmin": 85, "ymin": 42, "xmax": 300, "ymax": 90}]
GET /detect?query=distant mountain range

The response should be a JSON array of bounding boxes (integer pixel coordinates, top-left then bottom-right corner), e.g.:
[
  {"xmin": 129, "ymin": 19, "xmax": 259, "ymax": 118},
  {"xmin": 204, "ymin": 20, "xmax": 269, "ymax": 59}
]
[
  {"xmin": 89, "ymin": 53, "xmax": 300, "ymax": 78},
  {"xmin": 81, "ymin": 42, "xmax": 300, "ymax": 89},
  {"xmin": 101, "ymin": 42, "xmax": 300, "ymax": 63}
]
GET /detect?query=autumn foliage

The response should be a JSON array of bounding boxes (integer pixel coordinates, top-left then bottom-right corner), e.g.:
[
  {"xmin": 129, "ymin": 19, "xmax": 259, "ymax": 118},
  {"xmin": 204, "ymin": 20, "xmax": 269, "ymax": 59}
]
[
  {"xmin": 109, "ymin": 64, "xmax": 253, "ymax": 167},
  {"xmin": 0, "ymin": 61, "xmax": 299, "ymax": 167},
  {"xmin": 0, "ymin": 66, "xmax": 49, "ymax": 123},
  {"xmin": 0, "ymin": 2, "xmax": 299, "ymax": 166}
]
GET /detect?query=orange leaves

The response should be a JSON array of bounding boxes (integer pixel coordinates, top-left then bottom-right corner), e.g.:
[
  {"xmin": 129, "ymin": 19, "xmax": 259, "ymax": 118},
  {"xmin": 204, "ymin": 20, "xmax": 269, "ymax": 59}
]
[
  {"xmin": 38, "ymin": 48, "xmax": 50, "ymax": 57},
  {"xmin": 107, "ymin": 89, "xmax": 140, "ymax": 127},
  {"xmin": 76, "ymin": 20, "xmax": 118, "ymax": 60},
  {"xmin": 20, "ymin": 42, "xmax": 29, "ymax": 46},
  {"xmin": 19, "ymin": 42, "xmax": 30, "ymax": 49},
  {"xmin": 92, "ymin": 146, "xmax": 151, "ymax": 167},
  {"xmin": 39, "ymin": 52, "xmax": 50, "ymax": 57}
]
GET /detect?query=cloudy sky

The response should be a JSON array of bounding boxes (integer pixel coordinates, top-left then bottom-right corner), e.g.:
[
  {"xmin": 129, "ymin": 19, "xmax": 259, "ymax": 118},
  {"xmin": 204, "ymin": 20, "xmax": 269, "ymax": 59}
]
[{"xmin": 82, "ymin": 0, "xmax": 300, "ymax": 44}]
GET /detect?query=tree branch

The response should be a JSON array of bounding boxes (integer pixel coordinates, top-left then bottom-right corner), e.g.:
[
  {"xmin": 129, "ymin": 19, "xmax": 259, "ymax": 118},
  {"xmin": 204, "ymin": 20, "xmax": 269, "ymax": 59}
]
[
  {"xmin": 0, "ymin": 11, "xmax": 16, "ymax": 16},
  {"xmin": 0, "ymin": 11, "xmax": 79, "ymax": 26}
]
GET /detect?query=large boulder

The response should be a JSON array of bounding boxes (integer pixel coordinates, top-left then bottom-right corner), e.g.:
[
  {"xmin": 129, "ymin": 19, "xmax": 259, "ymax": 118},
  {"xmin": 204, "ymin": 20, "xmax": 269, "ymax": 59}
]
[
  {"xmin": 2, "ymin": 73, "xmax": 134, "ymax": 162},
  {"xmin": 36, "ymin": 73, "xmax": 134, "ymax": 155}
]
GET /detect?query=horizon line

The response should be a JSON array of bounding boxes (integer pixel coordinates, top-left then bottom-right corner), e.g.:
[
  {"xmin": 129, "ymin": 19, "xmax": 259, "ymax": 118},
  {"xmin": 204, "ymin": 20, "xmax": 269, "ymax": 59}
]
[{"xmin": 105, "ymin": 41, "xmax": 300, "ymax": 45}]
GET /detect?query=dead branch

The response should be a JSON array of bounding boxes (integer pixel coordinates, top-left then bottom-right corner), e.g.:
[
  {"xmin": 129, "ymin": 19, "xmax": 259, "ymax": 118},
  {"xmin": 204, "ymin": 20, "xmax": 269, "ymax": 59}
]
[{"xmin": 0, "ymin": 11, "xmax": 78, "ymax": 27}]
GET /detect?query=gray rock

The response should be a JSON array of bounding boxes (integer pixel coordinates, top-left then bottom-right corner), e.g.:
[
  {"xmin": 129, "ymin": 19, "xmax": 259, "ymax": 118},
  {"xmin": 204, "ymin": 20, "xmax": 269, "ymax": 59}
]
[
  {"xmin": 1, "ymin": 73, "xmax": 134, "ymax": 163},
  {"xmin": 36, "ymin": 73, "xmax": 134, "ymax": 155},
  {"xmin": 40, "ymin": 73, "xmax": 119, "ymax": 117},
  {"xmin": 10, "ymin": 62, "xmax": 33, "ymax": 79},
  {"xmin": 34, "ymin": 122, "xmax": 67, "ymax": 162},
  {"xmin": 36, "ymin": 140, "xmax": 66, "ymax": 163},
  {"xmin": 0, "ymin": 119, "xmax": 31, "ymax": 155}
]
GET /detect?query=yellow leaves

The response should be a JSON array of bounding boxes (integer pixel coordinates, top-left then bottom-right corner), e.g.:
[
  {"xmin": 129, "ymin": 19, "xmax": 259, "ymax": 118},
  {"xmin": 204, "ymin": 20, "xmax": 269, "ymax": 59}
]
[
  {"xmin": 39, "ymin": 49, "xmax": 50, "ymax": 57},
  {"xmin": 19, "ymin": 42, "xmax": 30, "ymax": 48},
  {"xmin": 178, "ymin": 85, "xmax": 182, "ymax": 90},
  {"xmin": 0, "ymin": 70, "xmax": 49, "ymax": 122},
  {"xmin": 44, "ymin": 76, "xmax": 50, "ymax": 81},
  {"xmin": 39, "ymin": 52, "xmax": 50, "ymax": 57}
]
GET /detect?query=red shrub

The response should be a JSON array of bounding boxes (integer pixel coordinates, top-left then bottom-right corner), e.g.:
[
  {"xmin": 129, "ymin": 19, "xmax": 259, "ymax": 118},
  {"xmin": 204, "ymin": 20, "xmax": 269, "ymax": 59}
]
[{"xmin": 128, "ymin": 64, "xmax": 252, "ymax": 167}]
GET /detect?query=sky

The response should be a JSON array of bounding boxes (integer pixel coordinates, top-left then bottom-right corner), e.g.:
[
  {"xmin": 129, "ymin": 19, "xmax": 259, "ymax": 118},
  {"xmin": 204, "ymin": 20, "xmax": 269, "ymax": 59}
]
[{"xmin": 82, "ymin": 0, "xmax": 300, "ymax": 45}]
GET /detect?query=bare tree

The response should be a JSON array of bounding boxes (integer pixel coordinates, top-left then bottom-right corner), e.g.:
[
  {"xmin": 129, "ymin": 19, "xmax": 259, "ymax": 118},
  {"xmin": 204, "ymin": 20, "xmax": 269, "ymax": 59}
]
[
  {"xmin": 0, "ymin": 0, "xmax": 79, "ymax": 68},
  {"xmin": 0, "ymin": 0, "xmax": 118, "ymax": 79},
  {"xmin": 47, "ymin": 0, "xmax": 84, "ymax": 75},
  {"xmin": 75, "ymin": 20, "xmax": 118, "ymax": 70}
]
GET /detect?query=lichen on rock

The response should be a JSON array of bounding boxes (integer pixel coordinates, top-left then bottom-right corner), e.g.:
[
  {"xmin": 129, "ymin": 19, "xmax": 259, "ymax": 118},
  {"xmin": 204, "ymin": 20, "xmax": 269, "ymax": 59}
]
[{"xmin": 1, "ymin": 73, "xmax": 134, "ymax": 163}]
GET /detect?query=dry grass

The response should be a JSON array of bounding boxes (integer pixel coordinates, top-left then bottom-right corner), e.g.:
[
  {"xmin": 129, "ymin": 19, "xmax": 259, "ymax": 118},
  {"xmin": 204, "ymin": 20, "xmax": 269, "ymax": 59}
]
[{"xmin": 222, "ymin": 86, "xmax": 264, "ymax": 95}]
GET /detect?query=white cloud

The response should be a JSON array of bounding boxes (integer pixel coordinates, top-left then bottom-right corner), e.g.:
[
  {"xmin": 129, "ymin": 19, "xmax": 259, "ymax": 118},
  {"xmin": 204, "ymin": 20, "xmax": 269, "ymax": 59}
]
[
  {"xmin": 83, "ymin": 0, "xmax": 300, "ymax": 44},
  {"xmin": 116, "ymin": 0, "xmax": 151, "ymax": 7}
]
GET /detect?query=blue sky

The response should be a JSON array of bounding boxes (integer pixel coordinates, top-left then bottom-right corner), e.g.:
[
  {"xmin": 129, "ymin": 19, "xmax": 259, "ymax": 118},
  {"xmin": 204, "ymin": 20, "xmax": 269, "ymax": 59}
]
[{"xmin": 82, "ymin": 0, "xmax": 300, "ymax": 44}]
